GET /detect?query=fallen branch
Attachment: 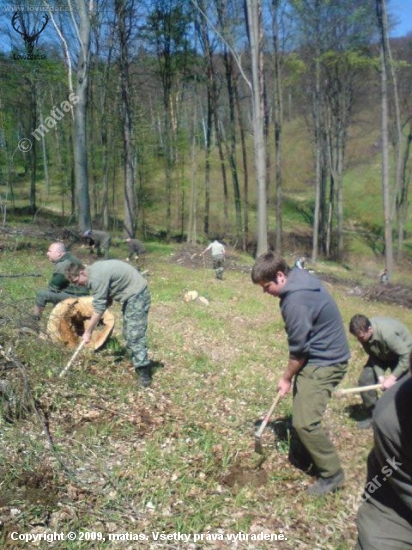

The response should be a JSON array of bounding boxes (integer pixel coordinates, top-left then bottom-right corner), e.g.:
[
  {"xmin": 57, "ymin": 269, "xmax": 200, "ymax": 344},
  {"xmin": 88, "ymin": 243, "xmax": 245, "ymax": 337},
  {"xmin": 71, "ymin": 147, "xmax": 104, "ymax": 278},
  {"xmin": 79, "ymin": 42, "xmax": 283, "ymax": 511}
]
[{"xmin": 0, "ymin": 273, "xmax": 42, "ymax": 278}]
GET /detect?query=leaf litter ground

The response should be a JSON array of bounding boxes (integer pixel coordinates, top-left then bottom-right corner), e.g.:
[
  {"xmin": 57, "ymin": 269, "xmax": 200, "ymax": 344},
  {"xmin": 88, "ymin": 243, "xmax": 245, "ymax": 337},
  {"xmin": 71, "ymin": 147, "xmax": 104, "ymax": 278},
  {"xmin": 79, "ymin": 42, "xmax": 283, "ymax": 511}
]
[{"xmin": 1, "ymin": 240, "xmax": 410, "ymax": 549}]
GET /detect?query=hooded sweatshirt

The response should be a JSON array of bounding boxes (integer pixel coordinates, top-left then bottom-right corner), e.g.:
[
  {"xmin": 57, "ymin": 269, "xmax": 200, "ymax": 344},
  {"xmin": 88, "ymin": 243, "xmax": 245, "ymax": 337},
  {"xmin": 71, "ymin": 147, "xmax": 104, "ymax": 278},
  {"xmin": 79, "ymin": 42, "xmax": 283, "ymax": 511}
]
[{"xmin": 278, "ymin": 268, "xmax": 350, "ymax": 367}]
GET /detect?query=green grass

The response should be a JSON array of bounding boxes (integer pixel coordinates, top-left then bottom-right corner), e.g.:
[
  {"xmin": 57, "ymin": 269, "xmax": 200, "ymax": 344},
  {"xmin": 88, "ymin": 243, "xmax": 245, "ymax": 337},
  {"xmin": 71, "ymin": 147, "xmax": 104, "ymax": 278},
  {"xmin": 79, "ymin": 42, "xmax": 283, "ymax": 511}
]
[{"xmin": 1, "ymin": 230, "xmax": 412, "ymax": 548}]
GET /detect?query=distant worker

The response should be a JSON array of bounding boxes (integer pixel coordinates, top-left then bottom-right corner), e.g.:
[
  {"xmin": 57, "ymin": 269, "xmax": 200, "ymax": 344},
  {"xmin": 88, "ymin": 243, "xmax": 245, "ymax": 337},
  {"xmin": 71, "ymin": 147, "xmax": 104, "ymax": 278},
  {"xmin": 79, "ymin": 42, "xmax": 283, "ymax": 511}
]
[
  {"xmin": 379, "ymin": 268, "xmax": 389, "ymax": 284},
  {"xmin": 125, "ymin": 237, "xmax": 146, "ymax": 262},
  {"xmin": 349, "ymin": 314, "xmax": 412, "ymax": 429},
  {"xmin": 295, "ymin": 256, "xmax": 306, "ymax": 270},
  {"xmin": 200, "ymin": 238, "xmax": 226, "ymax": 280},
  {"xmin": 65, "ymin": 259, "xmax": 153, "ymax": 387},
  {"xmin": 33, "ymin": 242, "xmax": 88, "ymax": 320},
  {"xmin": 83, "ymin": 229, "xmax": 111, "ymax": 259}
]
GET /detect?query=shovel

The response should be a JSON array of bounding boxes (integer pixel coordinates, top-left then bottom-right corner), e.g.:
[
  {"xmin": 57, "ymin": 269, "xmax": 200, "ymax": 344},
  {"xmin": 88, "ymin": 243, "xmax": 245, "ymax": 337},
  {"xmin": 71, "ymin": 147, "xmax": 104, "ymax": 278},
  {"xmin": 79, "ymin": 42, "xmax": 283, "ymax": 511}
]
[
  {"xmin": 254, "ymin": 390, "xmax": 282, "ymax": 454},
  {"xmin": 59, "ymin": 340, "xmax": 86, "ymax": 378}
]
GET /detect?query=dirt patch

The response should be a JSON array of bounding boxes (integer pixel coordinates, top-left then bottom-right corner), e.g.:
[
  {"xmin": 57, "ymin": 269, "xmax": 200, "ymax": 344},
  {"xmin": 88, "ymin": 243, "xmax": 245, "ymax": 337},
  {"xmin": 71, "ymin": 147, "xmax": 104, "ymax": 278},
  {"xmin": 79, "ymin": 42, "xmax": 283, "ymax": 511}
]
[
  {"xmin": 0, "ymin": 465, "xmax": 60, "ymax": 508},
  {"xmin": 220, "ymin": 458, "xmax": 268, "ymax": 490}
]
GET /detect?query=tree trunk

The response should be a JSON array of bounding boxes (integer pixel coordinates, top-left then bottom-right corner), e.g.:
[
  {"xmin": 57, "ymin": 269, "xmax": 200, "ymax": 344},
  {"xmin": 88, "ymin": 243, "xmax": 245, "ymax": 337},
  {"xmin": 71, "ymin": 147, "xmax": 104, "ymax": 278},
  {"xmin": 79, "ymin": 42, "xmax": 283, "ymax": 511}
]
[
  {"xmin": 396, "ymin": 127, "xmax": 412, "ymax": 255},
  {"xmin": 245, "ymin": 0, "xmax": 268, "ymax": 256},
  {"xmin": 115, "ymin": 0, "xmax": 136, "ymax": 238},
  {"xmin": 222, "ymin": 50, "xmax": 242, "ymax": 241},
  {"xmin": 73, "ymin": 0, "xmax": 92, "ymax": 232},
  {"xmin": 376, "ymin": 0, "xmax": 394, "ymax": 276},
  {"xmin": 272, "ymin": 0, "xmax": 283, "ymax": 253},
  {"xmin": 29, "ymin": 76, "xmax": 37, "ymax": 214},
  {"xmin": 196, "ymin": 1, "xmax": 214, "ymax": 237},
  {"xmin": 234, "ymin": 82, "xmax": 249, "ymax": 250}
]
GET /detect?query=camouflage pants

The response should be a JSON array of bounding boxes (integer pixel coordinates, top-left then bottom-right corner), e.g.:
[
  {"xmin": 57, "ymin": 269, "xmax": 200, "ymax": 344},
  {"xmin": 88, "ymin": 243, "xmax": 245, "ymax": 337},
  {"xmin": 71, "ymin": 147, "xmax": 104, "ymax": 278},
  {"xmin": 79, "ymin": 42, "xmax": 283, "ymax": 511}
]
[
  {"xmin": 212, "ymin": 255, "xmax": 224, "ymax": 279},
  {"xmin": 122, "ymin": 286, "xmax": 151, "ymax": 370}
]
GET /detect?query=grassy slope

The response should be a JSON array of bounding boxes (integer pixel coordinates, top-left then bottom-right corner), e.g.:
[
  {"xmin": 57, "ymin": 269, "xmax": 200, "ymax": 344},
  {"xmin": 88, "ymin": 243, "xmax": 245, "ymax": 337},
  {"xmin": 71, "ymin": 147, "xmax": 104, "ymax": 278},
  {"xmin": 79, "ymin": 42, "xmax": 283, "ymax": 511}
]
[{"xmin": 1, "ymin": 238, "xmax": 412, "ymax": 549}]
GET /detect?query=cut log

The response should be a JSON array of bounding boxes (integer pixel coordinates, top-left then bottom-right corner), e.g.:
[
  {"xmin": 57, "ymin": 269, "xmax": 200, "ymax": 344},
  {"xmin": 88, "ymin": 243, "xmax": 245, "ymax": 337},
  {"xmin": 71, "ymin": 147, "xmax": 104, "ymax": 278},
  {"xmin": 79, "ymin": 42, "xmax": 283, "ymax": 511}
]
[{"xmin": 47, "ymin": 297, "xmax": 115, "ymax": 350}]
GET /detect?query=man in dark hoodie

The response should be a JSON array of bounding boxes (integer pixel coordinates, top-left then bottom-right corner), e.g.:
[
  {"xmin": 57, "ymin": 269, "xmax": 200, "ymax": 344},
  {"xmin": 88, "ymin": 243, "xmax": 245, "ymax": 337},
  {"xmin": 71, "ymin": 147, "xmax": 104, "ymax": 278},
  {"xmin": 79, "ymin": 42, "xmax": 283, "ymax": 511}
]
[{"xmin": 251, "ymin": 252, "xmax": 350, "ymax": 496}]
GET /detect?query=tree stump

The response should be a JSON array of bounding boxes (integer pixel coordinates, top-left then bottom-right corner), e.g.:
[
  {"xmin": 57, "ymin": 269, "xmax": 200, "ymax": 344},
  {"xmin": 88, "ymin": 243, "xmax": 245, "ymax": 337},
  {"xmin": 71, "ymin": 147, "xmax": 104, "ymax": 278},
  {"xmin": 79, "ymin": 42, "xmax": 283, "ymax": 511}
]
[{"xmin": 47, "ymin": 297, "xmax": 115, "ymax": 350}]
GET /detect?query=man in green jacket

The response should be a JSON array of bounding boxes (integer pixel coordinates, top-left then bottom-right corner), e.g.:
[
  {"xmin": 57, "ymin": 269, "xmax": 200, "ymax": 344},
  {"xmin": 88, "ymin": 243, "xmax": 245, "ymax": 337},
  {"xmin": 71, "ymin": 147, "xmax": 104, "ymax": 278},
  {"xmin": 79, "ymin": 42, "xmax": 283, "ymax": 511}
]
[
  {"xmin": 65, "ymin": 259, "xmax": 152, "ymax": 387},
  {"xmin": 349, "ymin": 314, "xmax": 412, "ymax": 429},
  {"xmin": 33, "ymin": 242, "xmax": 88, "ymax": 320}
]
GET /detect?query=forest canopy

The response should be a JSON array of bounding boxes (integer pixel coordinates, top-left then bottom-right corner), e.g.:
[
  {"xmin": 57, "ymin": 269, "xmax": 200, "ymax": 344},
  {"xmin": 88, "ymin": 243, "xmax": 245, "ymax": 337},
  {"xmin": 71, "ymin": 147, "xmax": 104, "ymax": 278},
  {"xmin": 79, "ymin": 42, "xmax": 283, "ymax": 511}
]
[{"xmin": 0, "ymin": 0, "xmax": 411, "ymax": 266}]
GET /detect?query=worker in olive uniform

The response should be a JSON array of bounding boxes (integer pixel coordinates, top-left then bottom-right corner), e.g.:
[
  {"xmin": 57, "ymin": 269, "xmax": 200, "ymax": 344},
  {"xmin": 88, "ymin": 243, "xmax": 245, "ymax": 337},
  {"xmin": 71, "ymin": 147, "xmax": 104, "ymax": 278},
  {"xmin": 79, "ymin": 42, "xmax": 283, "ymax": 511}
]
[
  {"xmin": 349, "ymin": 314, "xmax": 412, "ymax": 429},
  {"xmin": 83, "ymin": 229, "xmax": 111, "ymax": 259},
  {"xmin": 356, "ymin": 370, "xmax": 412, "ymax": 549},
  {"xmin": 125, "ymin": 237, "xmax": 146, "ymax": 262},
  {"xmin": 65, "ymin": 259, "xmax": 152, "ymax": 387},
  {"xmin": 33, "ymin": 242, "xmax": 88, "ymax": 320}
]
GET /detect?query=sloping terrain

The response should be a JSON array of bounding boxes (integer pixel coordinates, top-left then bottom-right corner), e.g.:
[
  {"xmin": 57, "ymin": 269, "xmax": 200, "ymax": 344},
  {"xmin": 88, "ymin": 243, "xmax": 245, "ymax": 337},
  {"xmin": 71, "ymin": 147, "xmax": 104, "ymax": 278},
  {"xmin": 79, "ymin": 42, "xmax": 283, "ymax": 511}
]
[{"xmin": 0, "ymin": 227, "xmax": 411, "ymax": 549}]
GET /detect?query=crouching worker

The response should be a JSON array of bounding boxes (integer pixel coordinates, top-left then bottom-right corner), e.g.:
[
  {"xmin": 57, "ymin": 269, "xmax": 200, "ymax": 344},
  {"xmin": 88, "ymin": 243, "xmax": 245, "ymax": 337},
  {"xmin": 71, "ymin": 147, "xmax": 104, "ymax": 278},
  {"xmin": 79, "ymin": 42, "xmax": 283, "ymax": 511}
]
[
  {"xmin": 125, "ymin": 237, "xmax": 146, "ymax": 262},
  {"xmin": 349, "ymin": 314, "xmax": 412, "ymax": 429},
  {"xmin": 65, "ymin": 259, "xmax": 153, "ymax": 387},
  {"xmin": 33, "ymin": 242, "xmax": 89, "ymax": 320},
  {"xmin": 82, "ymin": 229, "xmax": 111, "ymax": 259}
]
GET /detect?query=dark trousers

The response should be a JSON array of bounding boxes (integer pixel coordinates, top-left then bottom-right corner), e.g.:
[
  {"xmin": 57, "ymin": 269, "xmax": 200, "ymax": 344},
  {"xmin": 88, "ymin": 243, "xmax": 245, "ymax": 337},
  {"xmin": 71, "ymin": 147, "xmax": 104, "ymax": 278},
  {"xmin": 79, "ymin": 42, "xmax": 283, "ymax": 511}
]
[{"xmin": 356, "ymin": 498, "xmax": 412, "ymax": 549}]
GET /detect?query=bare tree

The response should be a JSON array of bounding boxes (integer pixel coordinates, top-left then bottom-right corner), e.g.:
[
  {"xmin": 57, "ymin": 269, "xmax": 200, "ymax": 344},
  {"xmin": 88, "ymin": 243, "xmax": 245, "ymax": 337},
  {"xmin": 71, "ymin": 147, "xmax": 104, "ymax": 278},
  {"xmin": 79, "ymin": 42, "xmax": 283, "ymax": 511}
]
[
  {"xmin": 72, "ymin": 0, "xmax": 93, "ymax": 232},
  {"xmin": 245, "ymin": 0, "xmax": 268, "ymax": 256},
  {"xmin": 46, "ymin": 0, "xmax": 93, "ymax": 231},
  {"xmin": 271, "ymin": 0, "xmax": 284, "ymax": 253},
  {"xmin": 292, "ymin": 0, "xmax": 375, "ymax": 260},
  {"xmin": 376, "ymin": 0, "xmax": 393, "ymax": 276},
  {"xmin": 115, "ymin": 0, "xmax": 136, "ymax": 238},
  {"xmin": 144, "ymin": 0, "xmax": 193, "ymax": 241}
]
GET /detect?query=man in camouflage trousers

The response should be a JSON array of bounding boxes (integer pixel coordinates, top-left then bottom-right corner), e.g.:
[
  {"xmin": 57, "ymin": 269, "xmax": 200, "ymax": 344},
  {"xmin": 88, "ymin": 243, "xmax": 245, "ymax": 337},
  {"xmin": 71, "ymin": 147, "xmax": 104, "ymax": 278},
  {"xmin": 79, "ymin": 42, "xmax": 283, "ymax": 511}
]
[{"xmin": 65, "ymin": 259, "xmax": 153, "ymax": 387}]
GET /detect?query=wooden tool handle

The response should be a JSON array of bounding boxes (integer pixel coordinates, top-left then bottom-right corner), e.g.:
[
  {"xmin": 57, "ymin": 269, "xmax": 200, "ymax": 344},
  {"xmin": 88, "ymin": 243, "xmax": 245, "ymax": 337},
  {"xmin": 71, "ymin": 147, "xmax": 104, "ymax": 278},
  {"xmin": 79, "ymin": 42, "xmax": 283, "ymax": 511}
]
[
  {"xmin": 255, "ymin": 391, "xmax": 282, "ymax": 438},
  {"xmin": 59, "ymin": 340, "xmax": 86, "ymax": 378},
  {"xmin": 335, "ymin": 383, "xmax": 382, "ymax": 396}
]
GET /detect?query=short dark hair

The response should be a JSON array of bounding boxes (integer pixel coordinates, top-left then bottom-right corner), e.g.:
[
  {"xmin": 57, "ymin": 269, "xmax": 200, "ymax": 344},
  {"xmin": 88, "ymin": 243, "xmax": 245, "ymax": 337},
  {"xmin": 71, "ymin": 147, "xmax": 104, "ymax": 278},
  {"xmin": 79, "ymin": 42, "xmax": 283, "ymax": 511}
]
[
  {"xmin": 65, "ymin": 262, "xmax": 85, "ymax": 283},
  {"xmin": 349, "ymin": 314, "xmax": 371, "ymax": 336},
  {"xmin": 251, "ymin": 251, "xmax": 290, "ymax": 284}
]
